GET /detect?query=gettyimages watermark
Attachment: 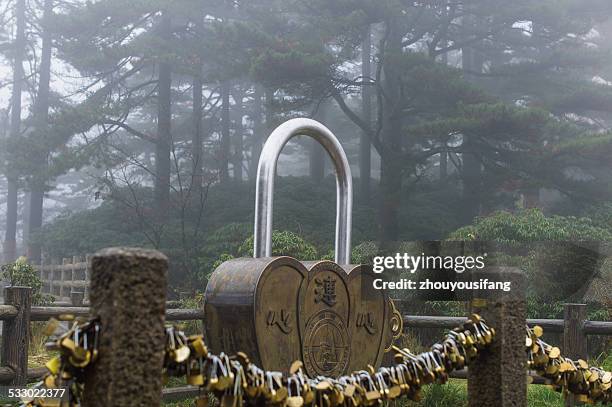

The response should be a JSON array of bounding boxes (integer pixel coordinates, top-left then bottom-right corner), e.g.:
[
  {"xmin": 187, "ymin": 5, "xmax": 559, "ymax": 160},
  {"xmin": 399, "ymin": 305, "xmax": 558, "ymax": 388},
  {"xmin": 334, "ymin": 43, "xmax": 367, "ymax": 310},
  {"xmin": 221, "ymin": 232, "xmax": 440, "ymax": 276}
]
[
  {"xmin": 359, "ymin": 240, "xmax": 608, "ymax": 301},
  {"xmin": 370, "ymin": 251, "xmax": 511, "ymax": 293},
  {"xmin": 372, "ymin": 252, "xmax": 487, "ymax": 274}
]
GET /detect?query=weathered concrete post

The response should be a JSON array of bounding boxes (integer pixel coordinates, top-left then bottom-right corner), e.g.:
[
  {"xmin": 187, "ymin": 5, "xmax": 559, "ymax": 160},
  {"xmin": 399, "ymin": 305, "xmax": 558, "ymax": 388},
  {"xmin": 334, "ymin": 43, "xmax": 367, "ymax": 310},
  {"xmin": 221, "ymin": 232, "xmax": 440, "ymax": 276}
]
[
  {"xmin": 468, "ymin": 267, "xmax": 527, "ymax": 407},
  {"xmin": 564, "ymin": 303, "xmax": 587, "ymax": 407},
  {"xmin": 1, "ymin": 286, "xmax": 31, "ymax": 385},
  {"xmin": 83, "ymin": 248, "xmax": 168, "ymax": 407}
]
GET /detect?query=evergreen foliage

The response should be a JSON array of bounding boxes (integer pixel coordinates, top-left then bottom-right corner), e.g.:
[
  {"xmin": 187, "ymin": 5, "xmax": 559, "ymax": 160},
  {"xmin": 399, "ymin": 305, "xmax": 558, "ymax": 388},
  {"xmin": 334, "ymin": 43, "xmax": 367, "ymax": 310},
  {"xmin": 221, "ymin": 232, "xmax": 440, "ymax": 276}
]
[
  {"xmin": 1, "ymin": 0, "xmax": 612, "ymax": 301},
  {"xmin": 448, "ymin": 208, "xmax": 612, "ymax": 243}
]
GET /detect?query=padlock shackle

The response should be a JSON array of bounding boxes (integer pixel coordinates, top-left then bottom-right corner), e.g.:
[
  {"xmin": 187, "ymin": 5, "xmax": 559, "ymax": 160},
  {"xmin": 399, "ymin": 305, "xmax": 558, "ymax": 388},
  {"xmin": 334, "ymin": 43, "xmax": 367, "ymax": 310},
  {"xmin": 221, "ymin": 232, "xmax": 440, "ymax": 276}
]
[{"xmin": 254, "ymin": 118, "xmax": 353, "ymax": 264}]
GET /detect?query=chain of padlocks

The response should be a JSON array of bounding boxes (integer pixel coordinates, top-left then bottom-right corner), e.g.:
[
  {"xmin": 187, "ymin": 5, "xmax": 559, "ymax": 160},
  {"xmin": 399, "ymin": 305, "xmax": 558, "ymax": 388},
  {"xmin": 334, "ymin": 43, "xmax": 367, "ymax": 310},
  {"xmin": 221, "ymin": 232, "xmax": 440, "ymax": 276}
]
[
  {"xmin": 19, "ymin": 315, "xmax": 611, "ymax": 406},
  {"xmin": 526, "ymin": 325, "xmax": 611, "ymax": 403}
]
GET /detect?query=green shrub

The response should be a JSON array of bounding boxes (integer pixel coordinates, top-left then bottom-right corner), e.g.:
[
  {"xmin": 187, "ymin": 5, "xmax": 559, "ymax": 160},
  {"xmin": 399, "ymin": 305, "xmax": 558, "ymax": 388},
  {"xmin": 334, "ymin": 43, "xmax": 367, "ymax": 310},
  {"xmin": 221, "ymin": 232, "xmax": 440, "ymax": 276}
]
[
  {"xmin": 194, "ymin": 223, "xmax": 251, "ymax": 284},
  {"xmin": 238, "ymin": 230, "xmax": 318, "ymax": 260},
  {"xmin": 583, "ymin": 202, "xmax": 612, "ymax": 232},
  {"xmin": 1, "ymin": 257, "xmax": 53, "ymax": 305},
  {"xmin": 351, "ymin": 241, "xmax": 380, "ymax": 264},
  {"xmin": 197, "ymin": 230, "xmax": 318, "ymax": 287},
  {"xmin": 448, "ymin": 209, "xmax": 612, "ymax": 308},
  {"xmin": 175, "ymin": 292, "xmax": 205, "ymax": 335},
  {"xmin": 448, "ymin": 208, "xmax": 612, "ymax": 243}
]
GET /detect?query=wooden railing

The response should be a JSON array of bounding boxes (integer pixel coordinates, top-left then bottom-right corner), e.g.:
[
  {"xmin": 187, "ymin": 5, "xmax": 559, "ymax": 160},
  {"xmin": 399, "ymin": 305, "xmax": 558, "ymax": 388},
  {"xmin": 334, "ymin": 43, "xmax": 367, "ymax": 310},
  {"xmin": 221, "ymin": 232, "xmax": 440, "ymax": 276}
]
[{"xmin": 0, "ymin": 287, "xmax": 609, "ymax": 401}]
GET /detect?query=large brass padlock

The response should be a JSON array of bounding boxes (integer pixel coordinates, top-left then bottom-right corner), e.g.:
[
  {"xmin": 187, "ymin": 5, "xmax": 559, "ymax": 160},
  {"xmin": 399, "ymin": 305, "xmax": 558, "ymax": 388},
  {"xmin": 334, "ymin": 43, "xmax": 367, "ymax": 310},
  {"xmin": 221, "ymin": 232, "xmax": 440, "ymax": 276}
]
[{"xmin": 204, "ymin": 118, "xmax": 402, "ymax": 377}]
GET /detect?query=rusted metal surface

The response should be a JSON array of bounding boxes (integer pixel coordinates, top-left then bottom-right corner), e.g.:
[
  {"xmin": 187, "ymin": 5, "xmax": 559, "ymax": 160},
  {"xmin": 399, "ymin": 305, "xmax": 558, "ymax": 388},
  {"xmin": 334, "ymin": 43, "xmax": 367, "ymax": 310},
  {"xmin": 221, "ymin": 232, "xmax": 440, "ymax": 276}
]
[{"xmin": 204, "ymin": 257, "xmax": 305, "ymax": 371}]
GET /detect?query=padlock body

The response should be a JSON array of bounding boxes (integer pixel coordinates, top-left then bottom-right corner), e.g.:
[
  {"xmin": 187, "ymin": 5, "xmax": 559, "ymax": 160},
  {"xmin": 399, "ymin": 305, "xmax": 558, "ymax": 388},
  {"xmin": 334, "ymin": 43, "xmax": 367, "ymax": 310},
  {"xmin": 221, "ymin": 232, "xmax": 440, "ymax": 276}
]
[
  {"xmin": 204, "ymin": 257, "xmax": 399, "ymax": 376},
  {"xmin": 204, "ymin": 257, "xmax": 305, "ymax": 372}
]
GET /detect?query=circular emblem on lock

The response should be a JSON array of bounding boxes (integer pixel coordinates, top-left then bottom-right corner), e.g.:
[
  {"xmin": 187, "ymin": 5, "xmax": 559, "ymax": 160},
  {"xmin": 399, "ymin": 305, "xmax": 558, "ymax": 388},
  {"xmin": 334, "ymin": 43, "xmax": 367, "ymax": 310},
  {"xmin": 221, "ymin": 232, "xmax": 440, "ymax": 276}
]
[{"xmin": 303, "ymin": 309, "xmax": 350, "ymax": 377}]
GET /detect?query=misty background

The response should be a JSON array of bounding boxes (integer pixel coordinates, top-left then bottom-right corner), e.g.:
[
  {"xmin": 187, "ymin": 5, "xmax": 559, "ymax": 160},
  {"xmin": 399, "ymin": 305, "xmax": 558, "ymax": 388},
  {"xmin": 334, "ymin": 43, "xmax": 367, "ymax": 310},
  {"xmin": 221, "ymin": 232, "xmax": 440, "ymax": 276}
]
[{"xmin": 0, "ymin": 0, "xmax": 611, "ymax": 303}]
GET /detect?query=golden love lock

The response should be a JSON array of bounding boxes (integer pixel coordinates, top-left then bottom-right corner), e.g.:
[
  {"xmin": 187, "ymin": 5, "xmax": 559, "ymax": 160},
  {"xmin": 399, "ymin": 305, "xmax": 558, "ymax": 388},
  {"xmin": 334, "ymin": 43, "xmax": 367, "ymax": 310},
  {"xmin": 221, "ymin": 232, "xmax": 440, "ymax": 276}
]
[{"xmin": 204, "ymin": 118, "xmax": 402, "ymax": 376}]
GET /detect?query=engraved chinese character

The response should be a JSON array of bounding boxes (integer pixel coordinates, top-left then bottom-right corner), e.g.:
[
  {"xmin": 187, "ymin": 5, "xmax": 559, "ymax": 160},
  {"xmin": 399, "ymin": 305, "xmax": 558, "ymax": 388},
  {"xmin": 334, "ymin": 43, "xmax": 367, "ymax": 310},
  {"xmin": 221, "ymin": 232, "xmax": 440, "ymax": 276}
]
[
  {"xmin": 356, "ymin": 312, "xmax": 377, "ymax": 335},
  {"xmin": 267, "ymin": 309, "xmax": 292, "ymax": 334},
  {"xmin": 315, "ymin": 276, "xmax": 337, "ymax": 307}
]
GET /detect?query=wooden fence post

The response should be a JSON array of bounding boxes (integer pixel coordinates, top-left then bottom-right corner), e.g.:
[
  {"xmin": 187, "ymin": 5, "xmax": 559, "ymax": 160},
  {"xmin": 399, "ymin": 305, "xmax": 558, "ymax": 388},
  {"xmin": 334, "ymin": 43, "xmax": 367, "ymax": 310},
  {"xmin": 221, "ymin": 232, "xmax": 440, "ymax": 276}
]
[
  {"xmin": 70, "ymin": 291, "xmax": 84, "ymax": 306},
  {"xmin": 564, "ymin": 303, "xmax": 587, "ymax": 407},
  {"xmin": 39, "ymin": 254, "xmax": 45, "ymax": 286},
  {"xmin": 48, "ymin": 260, "xmax": 54, "ymax": 297},
  {"xmin": 71, "ymin": 255, "xmax": 78, "ymax": 297},
  {"xmin": 1, "ymin": 287, "xmax": 31, "ymax": 385},
  {"xmin": 60, "ymin": 258, "xmax": 70, "ymax": 299},
  {"xmin": 84, "ymin": 254, "xmax": 91, "ymax": 301},
  {"xmin": 468, "ymin": 267, "xmax": 527, "ymax": 407},
  {"xmin": 82, "ymin": 247, "xmax": 168, "ymax": 407}
]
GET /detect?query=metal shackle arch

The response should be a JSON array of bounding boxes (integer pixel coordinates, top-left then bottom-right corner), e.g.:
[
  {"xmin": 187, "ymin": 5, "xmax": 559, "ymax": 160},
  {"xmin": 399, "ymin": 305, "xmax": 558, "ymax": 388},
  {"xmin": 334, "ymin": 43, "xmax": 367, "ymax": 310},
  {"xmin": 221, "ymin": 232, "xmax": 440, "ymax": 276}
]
[{"xmin": 254, "ymin": 118, "xmax": 353, "ymax": 265}]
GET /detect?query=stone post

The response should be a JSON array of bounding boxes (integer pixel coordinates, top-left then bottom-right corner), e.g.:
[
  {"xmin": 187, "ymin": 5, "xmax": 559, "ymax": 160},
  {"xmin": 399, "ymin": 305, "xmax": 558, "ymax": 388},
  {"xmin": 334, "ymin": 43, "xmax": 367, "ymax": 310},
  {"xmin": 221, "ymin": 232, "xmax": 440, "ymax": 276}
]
[
  {"xmin": 82, "ymin": 248, "xmax": 168, "ymax": 407},
  {"xmin": 468, "ymin": 267, "xmax": 527, "ymax": 407}
]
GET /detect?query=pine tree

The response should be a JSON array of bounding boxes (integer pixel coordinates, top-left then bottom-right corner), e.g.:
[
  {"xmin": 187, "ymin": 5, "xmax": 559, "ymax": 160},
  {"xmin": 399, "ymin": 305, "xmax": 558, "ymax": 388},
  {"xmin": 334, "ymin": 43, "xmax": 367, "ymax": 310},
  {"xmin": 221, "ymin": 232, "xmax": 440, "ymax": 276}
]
[
  {"xmin": 253, "ymin": 0, "xmax": 612, "ymax": 241},
  {"xmin": 3, "ymin": 0, "xmax": 26, "ymax": 262},
  {"xmin": 26, "ymin": 0, "xmax": 54, "ymax": 263}
]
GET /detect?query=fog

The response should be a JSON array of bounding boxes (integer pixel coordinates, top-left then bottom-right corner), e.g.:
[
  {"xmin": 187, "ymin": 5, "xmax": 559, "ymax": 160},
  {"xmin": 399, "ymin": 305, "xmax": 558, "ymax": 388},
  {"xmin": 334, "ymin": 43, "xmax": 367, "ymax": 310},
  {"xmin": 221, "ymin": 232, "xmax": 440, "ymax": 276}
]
[{"xmin": 0, "ymin": 0, "xmax": 611, "ymax": 294}]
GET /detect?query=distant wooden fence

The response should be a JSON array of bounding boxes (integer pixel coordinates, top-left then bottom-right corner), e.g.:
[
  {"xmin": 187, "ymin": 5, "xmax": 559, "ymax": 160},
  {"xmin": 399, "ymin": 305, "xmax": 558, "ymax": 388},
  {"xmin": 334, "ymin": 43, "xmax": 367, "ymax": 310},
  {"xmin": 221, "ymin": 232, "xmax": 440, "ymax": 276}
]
[{"xmin": 34, "ymin": 256, "xmax": 90, "ymax": 303}]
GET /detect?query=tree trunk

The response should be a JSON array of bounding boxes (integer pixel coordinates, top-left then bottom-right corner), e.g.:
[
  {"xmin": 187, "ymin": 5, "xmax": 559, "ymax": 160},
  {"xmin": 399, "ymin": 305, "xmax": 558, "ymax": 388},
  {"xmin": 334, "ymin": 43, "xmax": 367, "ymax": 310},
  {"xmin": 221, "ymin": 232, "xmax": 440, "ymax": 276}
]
[
  {"xmin": 360, "ymin": 24, "xmax": 372, "ymax": 203},
  {"xmin": 249, "ymin": 87, "xmax": 274, "ymax": 181},
  {"xmin": 27, "ymin": 0, "xmax": 53, "ymax": 264},
  {"xmin": 379, "ymin": 18, "xmax": 403, "ymax": 245},
  {"xmin": 154, "ymin": 15, "xmax": 172, "ymax": 218},
  {"xmin": 461, "ymin": 31, "xmax": 484, "ymax": 223},
  {"xmin": 232, "ymin": 87, "xmax": 245, "ymax": 183},
  {"xmin": 249, "ymin": 86, "xmax": 264, "ymax": 181},
  {"xmin": 4, "ymin": 0, "xmax": 26, "ymax": 263},
  {"xmin": 192, "ymin": 74, "xmax": 203, "ymax": 195},
  {"xmin": 309, "ymin": 101, "xmax": 327, "ymax": 183},
  {"xmin": 219, "ymin": 81, "xmax": 230, "ymax": 184},
  {"xmin": 439, "ymin": 39, "xmax": 449, "ymax": 186},
  {"xmin": 309, "ymin": 140, "xmax": 325, "ymax": 183}
]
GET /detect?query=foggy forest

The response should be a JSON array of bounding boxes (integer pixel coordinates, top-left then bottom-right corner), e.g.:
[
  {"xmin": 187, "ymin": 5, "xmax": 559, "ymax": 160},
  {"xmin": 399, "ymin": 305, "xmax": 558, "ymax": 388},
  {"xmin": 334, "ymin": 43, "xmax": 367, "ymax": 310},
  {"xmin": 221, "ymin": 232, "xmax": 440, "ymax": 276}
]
[
  {"xmin": 1, "ymin": 1, "xmax": 612, "ymax": 304},
  {"xmin": 0, "ymin": 1, "xmax": 612, "ymax": 405}
]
